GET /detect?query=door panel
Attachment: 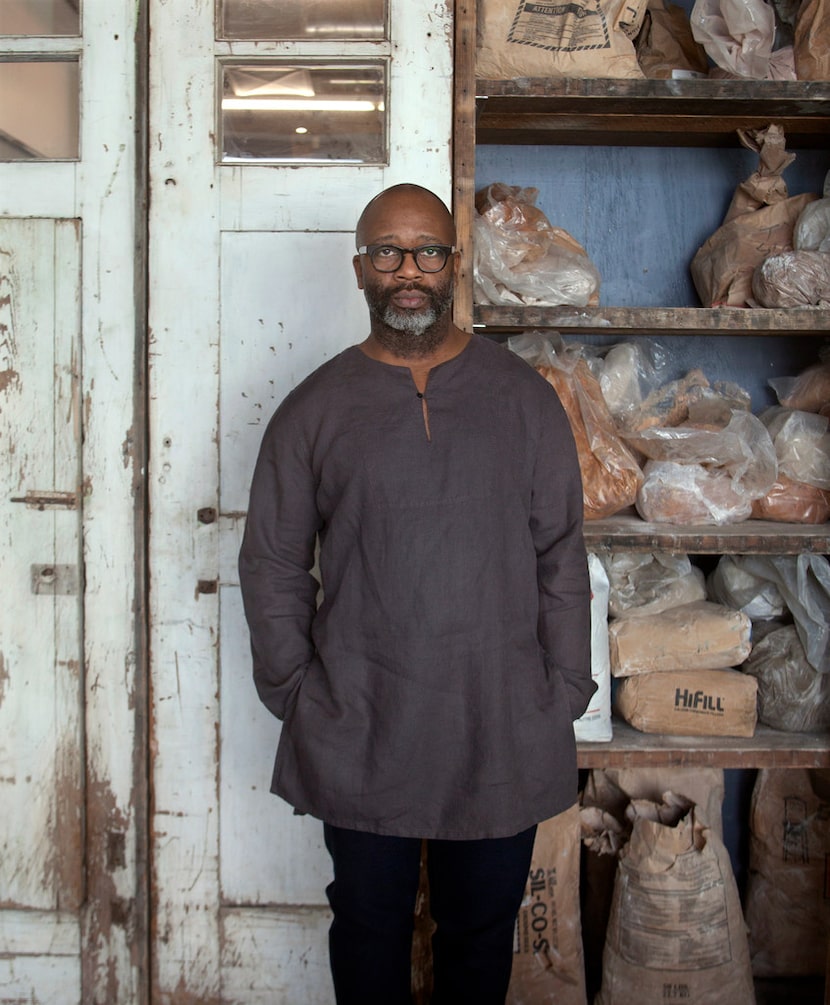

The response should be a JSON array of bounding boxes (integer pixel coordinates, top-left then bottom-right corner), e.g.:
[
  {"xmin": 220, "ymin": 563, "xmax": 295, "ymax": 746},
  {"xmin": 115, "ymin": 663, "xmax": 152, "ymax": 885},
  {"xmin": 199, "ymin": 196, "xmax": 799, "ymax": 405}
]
[
  {"xmin": 0, "ymin": 4, "xmax": 145, "ymax": 1002},
  {"xmin": 0, "ymin": 217, "xmax": 83, "ymax": 997},
  {"xmin": 149, "ymin": 1, "xmax": 452, "ymax": 1000}
]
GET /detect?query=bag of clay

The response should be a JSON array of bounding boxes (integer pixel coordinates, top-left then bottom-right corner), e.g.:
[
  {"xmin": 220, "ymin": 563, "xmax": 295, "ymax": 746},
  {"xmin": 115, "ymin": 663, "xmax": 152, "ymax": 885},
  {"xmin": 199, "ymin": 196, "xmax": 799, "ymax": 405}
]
[
  {"xmin": 760, "ymin": 406, "xmax": 830, "ymax": 489},
  {"xmin": 751, "ymin": 473, "xmax": 830, "ymax": 522},
  {"xmin": 635, "ymin": 0, "xmax": 710, "ymax": 78},
  {"xmin": 474, "ymin": 183, "xmax": 600, "ymax": 308},
  {"xmin": 583, "ymin": 339, "xmax": 669, "ymax": 427},
  {"xmin": 507, "ymin": 803, "xmax": 587, "ymax": 1005},
  {"xmin": 690, "ymin": 0, "xmax": 774, "ymax": 77},
  {"xmin": 750, "ymin": 405, "xmax": 830, "ymax": 520},
  {"xmin": 794, "ymin": 0, "xmax": 830, "ymax": 80},
  {"xmin": 476, "ymin": 0, "xmax": 646, "ymax": 80},
  {"xmin": 579, "ymin": 768, "xmax": 725, "ymax": 1000},
  {"xmin": 595, "ymin": 796, "xmax": 755, "ymax": 1005},
  {"xmin": 509, "ymin": 334, "xmax": 644, "ymax": 520},
  {"xmin": 625, "ymin": 409, "xmax": 778, "ymax": 497},
  {"xmin": 637, "ymin": 458, "xmax": 752, "ymax": 523},
  {"xmin": 608, "ymin": 599, "xmax": 752, "ymax": 675},
  {"xmin": 769, "ymin": 354, "xmax": 830, "ymax": 417},
  {"xmin": 751, "ymin": 249, "xmax": 830, "ymax": 307},
  {"xmin": 602, "ymin": 551, "xmax": 706, "ymax": 618},
  {"xmin": 620, "ymin": 368, "xmax": 752, "ymax": 434},
  {"xmin": 745, "ymin": 768, "xmax": 830, "ymax": 977},
  {"xmin": 631, "ymin": 410, "xmax": 778, "ymax": 524},
  {"xmin": 706, "ymin": 554, "xmax": 785, "ymax": 619},
  {"xmin": 752, "ymin": 406, "xmax": 830, "ymax": 517},
  {"xmin": 794, "ymin": 170, "xmax": 830, "ymax": 252},
  {"xmin": 725, "ymin": 553, "xmax": 830, "ymax": 673},
  {"xmin": 742, "ymin": 625, "xmax": 830, "ymax": 732},
  {"xmin": 690, "ymin": 125, "xmax": 818, "ymax": 307}
]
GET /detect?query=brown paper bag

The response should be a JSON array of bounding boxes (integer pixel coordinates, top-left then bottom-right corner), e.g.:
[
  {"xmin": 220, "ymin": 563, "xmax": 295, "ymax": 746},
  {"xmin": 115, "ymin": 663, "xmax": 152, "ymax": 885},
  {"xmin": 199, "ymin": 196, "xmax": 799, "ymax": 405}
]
[
  {"xmin": 507, "ymin": 804, "xmax": 587, "ymax": 1005},
  {"xmin": 595, "ymin": 802, "xmax": 756, "ymax": 1005},
  {"xmin": 477, "ymin": 0, "xmax": 646, "ymax": 80},
  {"xmin": 635, "ymin": 0, "xmax": 709, "ymax": 79},
  {"xmin": 580, "ymin": 769, "xmax": 726, "ymax": 1001},
  {"xmin": 690, "ymin": 125, "xmax": 818, "ymax": 307},
  {"xmin": 794, "ymin": 0, "xmax": 830, "ymax": 81},
  {"xmin": 608, "ymin": 600, "xmax": 752, "ymax": 676},
  {"xmin": 745, "ymin": 768, "xmax": 830, "ymax": 978},
  {"xmin": 615, "ymin": 667, "xmax": 758, "ymax": 737}
]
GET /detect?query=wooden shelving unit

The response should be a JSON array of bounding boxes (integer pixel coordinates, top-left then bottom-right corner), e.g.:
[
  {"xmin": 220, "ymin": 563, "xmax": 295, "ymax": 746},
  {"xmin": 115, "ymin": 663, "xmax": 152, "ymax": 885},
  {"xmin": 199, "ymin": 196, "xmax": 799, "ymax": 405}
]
[
  {"xmin": 577, "ymin": 721, "xmax": 830, "ymax": 769},
  {"xmin": 451, "ymin": 1, "xmax": 830, "ymax": 770}
]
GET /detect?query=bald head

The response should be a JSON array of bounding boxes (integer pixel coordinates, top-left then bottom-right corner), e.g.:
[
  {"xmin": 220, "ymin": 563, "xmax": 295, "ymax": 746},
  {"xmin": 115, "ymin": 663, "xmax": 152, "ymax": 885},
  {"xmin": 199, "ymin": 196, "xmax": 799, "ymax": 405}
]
[{"xmin": 355, "ymin": 184, "xmax": 456, "ymax": 250}]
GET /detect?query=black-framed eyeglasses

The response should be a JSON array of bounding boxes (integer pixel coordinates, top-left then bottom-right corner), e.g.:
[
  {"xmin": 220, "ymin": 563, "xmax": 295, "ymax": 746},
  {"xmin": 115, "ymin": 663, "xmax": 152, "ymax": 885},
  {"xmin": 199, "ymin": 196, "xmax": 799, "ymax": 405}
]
[{"xmin": 357, "ymin": 244, "xmax": 456, "ymax": 273}]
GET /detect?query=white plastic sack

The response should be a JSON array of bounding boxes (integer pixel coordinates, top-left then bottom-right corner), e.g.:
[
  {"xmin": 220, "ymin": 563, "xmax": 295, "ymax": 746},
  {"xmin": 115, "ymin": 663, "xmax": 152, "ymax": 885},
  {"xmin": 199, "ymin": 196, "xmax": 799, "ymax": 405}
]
[
  {"xmin": 691, "ymin": 0, "xmax": 775, "ymax": 78},
  {"xmin": 574, "ymin": 554, "xmax": 613, "ymax": 742}
]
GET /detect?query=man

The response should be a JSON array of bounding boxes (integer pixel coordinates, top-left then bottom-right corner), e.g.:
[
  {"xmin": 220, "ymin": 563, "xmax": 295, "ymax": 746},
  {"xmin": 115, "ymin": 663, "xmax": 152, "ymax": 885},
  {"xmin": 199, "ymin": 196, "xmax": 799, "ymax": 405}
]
[{"xmin": 238, "ymin": 183, "xmax": 594, "ymax": 1005}]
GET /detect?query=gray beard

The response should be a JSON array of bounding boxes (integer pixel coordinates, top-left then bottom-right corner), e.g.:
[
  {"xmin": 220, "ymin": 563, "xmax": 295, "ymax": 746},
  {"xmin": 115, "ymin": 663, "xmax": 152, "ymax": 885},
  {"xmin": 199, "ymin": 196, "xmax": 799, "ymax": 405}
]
[{"xmin": 365, "ymin": 283, "xmax": 454, "ymax": 359}]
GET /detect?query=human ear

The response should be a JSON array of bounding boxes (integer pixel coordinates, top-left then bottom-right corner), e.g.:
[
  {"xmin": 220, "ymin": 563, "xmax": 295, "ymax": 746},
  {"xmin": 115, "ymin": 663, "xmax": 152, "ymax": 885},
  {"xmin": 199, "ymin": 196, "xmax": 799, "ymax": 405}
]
[{"xmin": 352, "ymin": 254, "xmax": 365, "ymax": 290}]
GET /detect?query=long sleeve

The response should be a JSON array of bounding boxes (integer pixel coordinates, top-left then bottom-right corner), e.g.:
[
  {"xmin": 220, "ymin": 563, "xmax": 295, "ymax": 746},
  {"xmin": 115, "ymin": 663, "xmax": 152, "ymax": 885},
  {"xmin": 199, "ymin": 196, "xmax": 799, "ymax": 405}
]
[
  {"xmin": 238, "ymin": 410, "xmax": 322, "ymax": 720},
  {"xmin": 530, "ymin": 391, "xmax": 595, "ymax": 720}
]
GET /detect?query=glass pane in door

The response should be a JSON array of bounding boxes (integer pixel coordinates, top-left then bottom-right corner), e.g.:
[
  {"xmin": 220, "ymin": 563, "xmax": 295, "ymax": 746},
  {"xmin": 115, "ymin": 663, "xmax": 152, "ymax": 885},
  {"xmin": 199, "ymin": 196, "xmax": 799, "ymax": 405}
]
[
  {"xmin": 220, "ymin": 61, "xmax": 387, "ymax": 164},
  {"xmin": 0, "ymin": 58, "xmax": 79, "ymax": 159},
  {"xmin": 0, "ymin": 0, "xmax": 80, "ymax": 35},
  {"xmin": 220, "ymin": 0, "xmax": 386, "ymax": 40}
]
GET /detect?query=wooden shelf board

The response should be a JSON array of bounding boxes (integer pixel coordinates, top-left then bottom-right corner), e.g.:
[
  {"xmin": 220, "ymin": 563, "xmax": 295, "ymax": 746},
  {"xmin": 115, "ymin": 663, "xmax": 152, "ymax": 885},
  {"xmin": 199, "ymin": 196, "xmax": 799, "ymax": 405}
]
[
  {"xmin": 578, "ymin": 720, "xmax": 830, "ymax": 768},
  {"xmin": 476, "ymin": 79, "xmax": 830, "ymax": 148},
  {"xmin": 473, "ymin": 305, "xmax": 830, "ymax": 334},
  {"xmin": 583, "ymin": 513, "xmax": 830, "ymax": 555}
]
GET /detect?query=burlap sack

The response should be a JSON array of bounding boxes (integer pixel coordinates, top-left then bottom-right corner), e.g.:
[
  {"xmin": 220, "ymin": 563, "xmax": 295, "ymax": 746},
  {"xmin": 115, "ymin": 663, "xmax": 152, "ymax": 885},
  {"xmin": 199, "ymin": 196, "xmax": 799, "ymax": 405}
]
[{"xmin": 477, "ymin": 0, "xmax": 646, "ymax": 80}]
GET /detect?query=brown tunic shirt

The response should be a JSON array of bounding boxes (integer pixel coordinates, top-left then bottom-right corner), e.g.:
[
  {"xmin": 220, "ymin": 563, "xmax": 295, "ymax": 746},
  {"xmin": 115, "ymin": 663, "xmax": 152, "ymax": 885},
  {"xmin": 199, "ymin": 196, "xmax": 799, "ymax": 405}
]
[{"xmin": 238, "ymin": 334, "xmax": 594, "ymax": 839}]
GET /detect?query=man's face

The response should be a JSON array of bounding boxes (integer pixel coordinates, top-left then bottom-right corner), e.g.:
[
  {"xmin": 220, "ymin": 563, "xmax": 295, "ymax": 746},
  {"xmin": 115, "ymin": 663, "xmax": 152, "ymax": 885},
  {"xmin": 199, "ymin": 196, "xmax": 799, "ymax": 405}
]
[{"xmin": 353, "ymin": 190, "xmax": 458, "ymax": 357}]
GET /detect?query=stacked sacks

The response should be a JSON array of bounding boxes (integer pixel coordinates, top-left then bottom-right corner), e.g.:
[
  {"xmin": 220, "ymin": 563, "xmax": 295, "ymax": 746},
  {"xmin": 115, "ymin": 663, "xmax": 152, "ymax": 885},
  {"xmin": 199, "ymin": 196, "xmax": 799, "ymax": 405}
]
[
  {"xmin": 601, "ymin": 551, "xmax": 758, "ymax": 737},
  {"xmin": 624, "ymin": 406, "xmax": 778, "ymax": 526}
]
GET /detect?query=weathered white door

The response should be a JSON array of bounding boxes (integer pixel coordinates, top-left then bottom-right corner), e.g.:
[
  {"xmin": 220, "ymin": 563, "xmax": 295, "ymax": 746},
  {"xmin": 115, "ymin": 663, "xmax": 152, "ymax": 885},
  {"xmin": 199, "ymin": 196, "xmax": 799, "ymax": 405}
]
[
  {"xmin": 0, "ymin": 3, "xmax": 144, "ymax": 1003},
  {"xmin": 147, "ymin": 1, "xmax": 453, "ymax": 1000}
]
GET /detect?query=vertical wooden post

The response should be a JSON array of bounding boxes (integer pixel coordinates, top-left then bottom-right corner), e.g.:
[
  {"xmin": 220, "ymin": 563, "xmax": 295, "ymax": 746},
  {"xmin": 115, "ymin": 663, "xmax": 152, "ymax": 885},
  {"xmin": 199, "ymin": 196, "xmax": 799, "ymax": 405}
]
[{"xmin": 452, "ymin": 0, "xmax": 476, "ymax": 334}]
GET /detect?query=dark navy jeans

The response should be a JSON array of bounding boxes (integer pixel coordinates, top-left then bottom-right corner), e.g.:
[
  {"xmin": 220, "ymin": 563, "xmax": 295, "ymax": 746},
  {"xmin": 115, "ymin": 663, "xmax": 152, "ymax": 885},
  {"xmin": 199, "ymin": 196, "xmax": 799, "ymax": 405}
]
[{"xmin": 323, "ymin": 822, "xmax": 537, "ymax": 1005}]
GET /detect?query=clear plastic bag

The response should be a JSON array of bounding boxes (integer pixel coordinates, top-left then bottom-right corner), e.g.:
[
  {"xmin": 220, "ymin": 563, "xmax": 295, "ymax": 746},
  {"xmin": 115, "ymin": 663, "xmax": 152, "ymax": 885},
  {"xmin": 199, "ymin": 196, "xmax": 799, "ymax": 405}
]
[
  {"xmin": 602, "ymin": 551, "xmax": 706, "ymax": 618},
  {"xmin": 625, "ymin": 409, "xmax": 778, "ymax": 500},
  {"xmin": 707, "ymin": 554, "xmax": 785, "ymax": 619},
  {"xmin": 751, "ymin": 250, "xmax": 830, "ymax": 308},
  {"xmin": 731, "ymin": 554, "xmax": 830, "ymax": 673},
  {"xmin": 581, "ymin": 339, "xmax": 669, "ymax": 426},
  {"xmin": 473, "ymin": 183, "xmax": 601, "ymax": 308},
  {"xmin": 636, "ymin": 459, "xmax": 755, "ymax": 524},
  {"xmin": 690, "ymin": 0, "xmax": 775, "ymax": 78},
  {"xmin": 742, "ymin": 625, "xmax": 830, "ymax": 731},
  {"xmin": 760, "ymin": 406, "xmax": 830, "ymax": 489},
  {"xmin": 794, "ymin": 170, "xmax": 830, "ymax": 252},
  {"xmin": 509, "ymin": 333, "xmax": 643, "ymax": 520},
  {"xmin": 769, "ymin": 356, "xmax": 830, "ymax": 416}
]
